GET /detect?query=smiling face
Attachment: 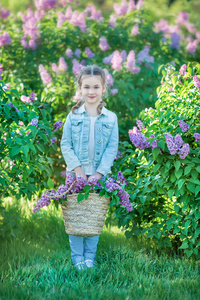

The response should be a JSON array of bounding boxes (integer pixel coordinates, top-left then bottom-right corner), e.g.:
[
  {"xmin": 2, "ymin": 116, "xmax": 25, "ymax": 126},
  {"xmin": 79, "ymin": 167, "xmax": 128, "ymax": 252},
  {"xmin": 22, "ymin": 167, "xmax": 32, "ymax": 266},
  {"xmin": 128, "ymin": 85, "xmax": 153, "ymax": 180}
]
[{"xmin": 79, "ymin": 75, "xmax": 106, "ymax": 107}]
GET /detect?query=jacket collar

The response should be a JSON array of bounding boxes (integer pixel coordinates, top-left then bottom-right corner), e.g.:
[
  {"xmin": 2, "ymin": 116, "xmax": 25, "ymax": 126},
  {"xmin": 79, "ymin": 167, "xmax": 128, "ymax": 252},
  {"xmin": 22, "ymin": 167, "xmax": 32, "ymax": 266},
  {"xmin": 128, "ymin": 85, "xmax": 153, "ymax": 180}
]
[{"xmin": 76, "ymin": 104, "xmax": 108, "ymax": 116}]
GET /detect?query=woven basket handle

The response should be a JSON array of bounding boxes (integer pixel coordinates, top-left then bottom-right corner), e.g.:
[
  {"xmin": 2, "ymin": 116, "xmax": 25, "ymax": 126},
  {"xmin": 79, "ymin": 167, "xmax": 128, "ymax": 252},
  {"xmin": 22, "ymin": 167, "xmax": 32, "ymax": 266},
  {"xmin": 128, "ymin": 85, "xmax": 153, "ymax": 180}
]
[{"xmin": 43, "ymin": 180, "xmax": 77, "ymax": 199}]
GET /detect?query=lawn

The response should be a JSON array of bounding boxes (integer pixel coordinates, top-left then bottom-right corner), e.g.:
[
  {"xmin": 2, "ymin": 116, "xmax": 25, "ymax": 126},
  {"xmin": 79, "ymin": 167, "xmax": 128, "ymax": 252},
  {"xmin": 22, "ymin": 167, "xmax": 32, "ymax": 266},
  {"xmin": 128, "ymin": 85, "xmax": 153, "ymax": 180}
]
[{"xmin": 0, "ymin": 197, "xmax": 200, "ymax": 300}]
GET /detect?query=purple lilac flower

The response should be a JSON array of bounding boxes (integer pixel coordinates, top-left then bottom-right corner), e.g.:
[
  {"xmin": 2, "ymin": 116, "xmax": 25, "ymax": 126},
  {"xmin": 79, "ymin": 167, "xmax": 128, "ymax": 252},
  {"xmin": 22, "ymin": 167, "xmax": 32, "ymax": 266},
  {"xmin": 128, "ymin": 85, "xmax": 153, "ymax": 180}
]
[
  {"xmin": 165, "ymin": 133, "xmax": 179, "ymax": 155},
  {"xmin": 35, "ymin": 0, "xmax": 57, "ymax": 11},
  {"xmin": 108, "ymin": 15, "xmax": 117, "ymax": 28},
  {"xmin": 54, "ymin": 120, "xmax": 63, "ymax": 130},
  {"xmin": 111, "ymin": 50, "xmax": 123, "ymax": 71},
  {"xmin": 65, "ymin": 6, "xmax": 73, "ymax": 19},
  {"xmin": 117, "ymin": 171, "xmax": 127, "ymax": 185},
  {"xmin": 103, "ymin": 68, "xmax": 114, "ymax": 87},
  {"xmin": 70, "ymin": 11, "xmax": 86, "ymax": 32},
  {"xmin": 74, "ymin": 48, "xmax": 81, "ymax": 58},
  {"xmin": 31, "ymin": 118, "xmax": 38, "ymax": 126},
  {"xmin": 57, "ymin": 11, "xmax": 67, "ymax": 27},
  {"xmin": 99, "ymin": 36, "xmax": 110, "ymax": 51},
  {"xmin": 51, "ymin": 138, "xmax": 57, "ymax": 144},
  {"xmin": 30, "ymin": 92, "xmax": 36, "ymax": 101},
  {"xmin": 178, "ymin": 120, "xmax": 190, "ymax": 132},
  {"xmin": 154, "ymin": 19, "xmax": 169, "ymax": 33},
  {"xmin": 178, "ymin": 143, "xmax": 190, "ymax": 159},
  {"xmin": 1, "ymin": 8, "xmax": 10, "ymax": 19},
  {"xmin": 0, "ymin": 63, "xmax": 3, "ymax": 79},
  {"xmin": 58, "ymin": 57, "xmax": 68, "ymax": 72},
  {"xmin": 136, "ymin": 120, "xmax": 143, "ymax": 131},
  {"xmin": 120, "ymin": 50, "xmax": 127, "ymax": 62},
  {"xmin": 131, "ymin": 24, "xmax": 139, "ymax": 36},
  {"xmin": 110, "ymin": 89, "xmax": 118, "ymax": 95},
  {"xmin": 137, "ymin": 46, "xmax": 154, "ymax": 66},
  {"xmin": 8, "ymin": 103, "xmax": 19, "ymax": 112},
  {"xmin": 193, "ymin": 75, "xmax": 200, "ymax": 88},
  {"xmin": 128, "ymin": 0, "xmax": 136, "ymax": 12},
  {"xmin": 170, "ymin": 32, "xmax": 180, "ymax": 49},
  {"xmin": 33, "ymin": 194, "xmax": 51, "ymax": 213},
  {"xmin": 129, "ymin": 127, "xmax": 149, "ymax": 150},
  {"xmin": 103, "ymin": 53, "xmax": 114, "ymax": 65},
  {"xmin": 177, "ymin": 12, "xmax": 188, "ymax": 25},
  {"xmin": 0, "ymin": 32, "xmax": 12, "ymax": 47},
  {"xmin": 87, "ymin": 5, "xmax": 104, "ymax": 21},
  {"xmin": 72, "ymin": 59, "xmax": 83, "ymax": 76},
  {"xmin": 85, "ymin": 47, "xmax": 95, "ymax": 58},
  {"xmin": 113, "ymin": 0, "xmax": 128, "ymax": 16},
  {"xmin": 194, "ymin": 133, "xmax": 200, "ymax": 142},
  {"xmin": 66, "ymin": 48, "xmax": 73, "ymax": 58},
  {"xmin": 150, "ymin": 134, "xmax": 159, "ymax": 149},
  {"xmin": 186, "ymin": 39, "xmax": 198, "ymax": 54},
  {"xmin": 179, "ymin": 64, "xmax": 187, "ymax": 76},
  {"xmin": 115, "ymin": 150, "xmax": 123, "ymax": 160},
  {"xmin": 38, "ymin": 64, "xmax": 52, "ymax": 85}
]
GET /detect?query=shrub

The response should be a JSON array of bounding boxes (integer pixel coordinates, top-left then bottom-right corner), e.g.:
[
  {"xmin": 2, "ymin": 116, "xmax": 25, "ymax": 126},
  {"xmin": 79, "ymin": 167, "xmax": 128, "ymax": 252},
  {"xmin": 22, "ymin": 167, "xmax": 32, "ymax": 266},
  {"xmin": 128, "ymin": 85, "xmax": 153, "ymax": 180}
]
[{"xmin": 113, "ymin": 61, "xmax": 200, "ymax": 258}]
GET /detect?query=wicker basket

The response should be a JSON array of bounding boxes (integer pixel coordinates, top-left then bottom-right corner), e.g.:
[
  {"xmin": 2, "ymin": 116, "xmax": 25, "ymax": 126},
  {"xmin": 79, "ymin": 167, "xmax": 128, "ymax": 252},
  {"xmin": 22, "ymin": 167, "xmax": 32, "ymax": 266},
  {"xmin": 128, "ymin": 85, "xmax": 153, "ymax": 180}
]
[
  {"xmin": 60, "ymin": 193, "xmax": 110, "ymax": 237},
  {"xmin": 43, "ymin": 180, "xmax": 110, "ymax": 237}
]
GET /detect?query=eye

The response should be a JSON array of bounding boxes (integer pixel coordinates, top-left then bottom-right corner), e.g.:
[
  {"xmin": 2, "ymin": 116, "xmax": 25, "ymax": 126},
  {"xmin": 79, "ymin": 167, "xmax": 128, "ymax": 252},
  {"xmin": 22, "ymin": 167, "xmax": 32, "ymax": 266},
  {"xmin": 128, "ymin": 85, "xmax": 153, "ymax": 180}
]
[{"xmin": 95, "ymin": 86, "xmax": 99, "ymax": 89}]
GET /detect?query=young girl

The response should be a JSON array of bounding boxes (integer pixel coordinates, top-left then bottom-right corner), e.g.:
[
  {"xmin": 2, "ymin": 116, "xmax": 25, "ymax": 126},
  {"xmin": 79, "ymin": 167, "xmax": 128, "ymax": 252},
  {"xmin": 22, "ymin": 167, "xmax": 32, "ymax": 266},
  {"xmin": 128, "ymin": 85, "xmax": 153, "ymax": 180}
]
[{"xmin": 60, "ymin": 65, "xmax": 118, "ymax": 270}]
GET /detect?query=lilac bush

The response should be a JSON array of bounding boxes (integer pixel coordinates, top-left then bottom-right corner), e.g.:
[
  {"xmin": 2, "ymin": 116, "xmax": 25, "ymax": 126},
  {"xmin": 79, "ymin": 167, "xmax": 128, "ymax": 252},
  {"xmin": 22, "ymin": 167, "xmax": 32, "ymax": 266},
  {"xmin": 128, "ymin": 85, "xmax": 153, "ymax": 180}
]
[{"xmin": 114, "ymin": 62, "xmax": 200, "ymax": 258}]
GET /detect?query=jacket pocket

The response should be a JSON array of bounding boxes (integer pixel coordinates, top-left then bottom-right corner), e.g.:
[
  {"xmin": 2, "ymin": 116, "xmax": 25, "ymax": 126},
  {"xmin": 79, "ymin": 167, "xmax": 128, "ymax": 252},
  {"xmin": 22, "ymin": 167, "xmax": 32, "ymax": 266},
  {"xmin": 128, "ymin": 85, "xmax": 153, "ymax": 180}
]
[
  {"xmin": 71, "ymin": 120, "xmax": 83, "ymax": 134},
  {"xmin": 102, "ymin": 122, "xmax": 113, "ymax": 137}
]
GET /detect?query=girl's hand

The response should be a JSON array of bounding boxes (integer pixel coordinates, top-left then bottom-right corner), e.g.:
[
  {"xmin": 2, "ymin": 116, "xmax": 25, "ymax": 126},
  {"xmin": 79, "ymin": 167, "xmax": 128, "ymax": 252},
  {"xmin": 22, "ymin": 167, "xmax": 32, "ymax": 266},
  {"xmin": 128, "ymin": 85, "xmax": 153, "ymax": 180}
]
[
  {"xmin": 88, "ymin": 172, "xmax": 103, "ymax": 181},
  {"xmin": 73, "ymin": 166, "xmax": 87, "ymax": 181}
]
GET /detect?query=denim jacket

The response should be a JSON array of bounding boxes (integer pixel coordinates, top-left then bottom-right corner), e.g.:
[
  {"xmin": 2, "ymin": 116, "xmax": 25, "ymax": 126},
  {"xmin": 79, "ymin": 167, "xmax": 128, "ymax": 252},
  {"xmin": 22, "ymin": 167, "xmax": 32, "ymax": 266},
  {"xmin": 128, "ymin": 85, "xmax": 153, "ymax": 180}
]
[{"xmin": 60, "ymin": 105, "xmax": 119, "ymax": 176}]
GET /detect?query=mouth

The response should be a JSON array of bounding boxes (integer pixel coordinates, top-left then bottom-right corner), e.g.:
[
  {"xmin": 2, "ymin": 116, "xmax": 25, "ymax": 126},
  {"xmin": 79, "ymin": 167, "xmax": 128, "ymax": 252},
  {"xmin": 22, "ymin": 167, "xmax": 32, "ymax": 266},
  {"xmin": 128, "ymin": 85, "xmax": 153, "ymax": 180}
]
[{"xmin": 88, "ymin": 96, "xmax": 95, "ymax": 99}]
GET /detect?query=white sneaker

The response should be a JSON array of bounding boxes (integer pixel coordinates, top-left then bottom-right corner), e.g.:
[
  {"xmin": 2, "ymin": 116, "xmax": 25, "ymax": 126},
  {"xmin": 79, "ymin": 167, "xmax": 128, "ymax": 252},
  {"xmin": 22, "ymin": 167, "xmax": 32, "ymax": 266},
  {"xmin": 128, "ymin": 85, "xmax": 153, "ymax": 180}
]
[
  {"xmin": 84, "ymin": 259, "xmax": 95, "ymax": 268},
  {"xmin": 74, "ymin": 262, "xmax": 85, "ymax": 270}
]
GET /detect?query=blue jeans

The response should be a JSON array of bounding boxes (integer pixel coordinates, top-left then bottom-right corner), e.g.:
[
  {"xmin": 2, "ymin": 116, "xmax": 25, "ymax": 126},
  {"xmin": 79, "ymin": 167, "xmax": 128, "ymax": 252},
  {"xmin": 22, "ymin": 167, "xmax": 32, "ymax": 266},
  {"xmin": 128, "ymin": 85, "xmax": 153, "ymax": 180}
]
[{"xmin": 69, "ymin": 235, "xmax": 99, "ymax": 265}]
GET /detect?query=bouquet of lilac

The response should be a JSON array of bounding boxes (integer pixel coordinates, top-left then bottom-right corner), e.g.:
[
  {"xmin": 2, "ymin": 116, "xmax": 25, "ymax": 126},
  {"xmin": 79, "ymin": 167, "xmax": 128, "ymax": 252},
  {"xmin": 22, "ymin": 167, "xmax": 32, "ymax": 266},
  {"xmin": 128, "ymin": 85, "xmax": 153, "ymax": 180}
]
[{"xmin": 33, "ymin": 171, "xmax": 133, "ymax": 213}]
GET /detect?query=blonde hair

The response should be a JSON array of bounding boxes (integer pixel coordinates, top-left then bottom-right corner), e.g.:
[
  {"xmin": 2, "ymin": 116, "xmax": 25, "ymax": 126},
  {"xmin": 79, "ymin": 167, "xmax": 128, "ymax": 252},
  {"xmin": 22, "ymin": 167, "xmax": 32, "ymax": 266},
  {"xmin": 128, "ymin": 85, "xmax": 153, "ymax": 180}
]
[{"xmin": 72, "ymin": 65, "xmax": 106, "ymax": 115}]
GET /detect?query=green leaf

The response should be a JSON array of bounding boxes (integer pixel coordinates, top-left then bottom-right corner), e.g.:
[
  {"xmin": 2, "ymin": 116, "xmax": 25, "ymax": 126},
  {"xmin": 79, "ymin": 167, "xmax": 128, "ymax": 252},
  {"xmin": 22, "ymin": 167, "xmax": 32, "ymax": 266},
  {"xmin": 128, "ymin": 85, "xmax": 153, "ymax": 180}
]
[
  {"xmin": 174, "ymin": 161, "xmax": 181, "ymax": 171},
  {"xmin": 152, "ymin": 147, "xmax": 160, "ymax": 159},
  {"xmin": 21, "ymin": 145, "xmax": 29, "ymax": 157},
  {"xmin": 47, "ymin": 177, "xmax": 54, "ymax": 189},
  {"xmin": 178, "ymin": 178, "xmax": 185, "ymax": 190},
  {"xmin": 187, "ymin": 182, "xmax": 195, "ymax": 193},
  {"xmin": 77, "ymin": 193, "xmax": 85, "ymax": 202},
  {"xmin": 185, "ymin": 249, "xmax": 193, "ymax": 258},
  {"xmin": 179, "ymin": 241, "xmax": 189, "ymax": 249},
  {"xmin": 175, "ymin": 168, "xmax": 183, "ymax": 179},
  {"xmin": 11, "ymin": 146, "xmax": 21, "ymax": 156},
  {"xmin": 184, "ymin": 165, "xmax": 191, "ymax": 176},
  {"xmin": 168, "ymin": 189, "xmax": 174, "ymax": 199},
  {"xmin": 195, "ymin": 186, "xmax": 200, "ymax": 196},
  {"xmin": 10, "ymin": 89, "xmax": 19, "ymax": 98},
  {"xmin": 196, "ymin": 166, "xmax": 200, "ymax": 173}
]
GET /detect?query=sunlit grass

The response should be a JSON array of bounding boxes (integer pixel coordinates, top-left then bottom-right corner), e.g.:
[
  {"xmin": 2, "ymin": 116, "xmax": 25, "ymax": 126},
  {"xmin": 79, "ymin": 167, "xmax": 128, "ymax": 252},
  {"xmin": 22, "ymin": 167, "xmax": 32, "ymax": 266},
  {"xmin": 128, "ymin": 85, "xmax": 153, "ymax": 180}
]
[{"xmin": 0, "ymin": 197, "xmax": 200, "ymax": 300}]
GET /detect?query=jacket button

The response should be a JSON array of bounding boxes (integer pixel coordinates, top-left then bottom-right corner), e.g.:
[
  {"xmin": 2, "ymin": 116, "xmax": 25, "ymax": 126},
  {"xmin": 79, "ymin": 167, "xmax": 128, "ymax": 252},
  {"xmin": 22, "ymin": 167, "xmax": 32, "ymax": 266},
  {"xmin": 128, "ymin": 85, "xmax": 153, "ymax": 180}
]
[
  {"xmin": 98, "ymin": 128, "xmax": 101, "ymax": 131},
  {"xmin": 96, "ymin": 152, "xmax": 100, "ymax": 155},
  {"xmin": 98, "ymin": 140, "xmax": 101, "ymax": 143}
]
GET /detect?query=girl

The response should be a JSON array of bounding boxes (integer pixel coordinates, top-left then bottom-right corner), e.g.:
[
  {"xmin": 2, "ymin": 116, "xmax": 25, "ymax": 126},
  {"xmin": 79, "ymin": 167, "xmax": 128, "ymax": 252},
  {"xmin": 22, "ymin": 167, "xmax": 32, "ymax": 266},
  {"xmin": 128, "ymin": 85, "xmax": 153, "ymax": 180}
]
[{"xmin": 60, "ymin": 65, "xmax": 118, "ymax": 270}]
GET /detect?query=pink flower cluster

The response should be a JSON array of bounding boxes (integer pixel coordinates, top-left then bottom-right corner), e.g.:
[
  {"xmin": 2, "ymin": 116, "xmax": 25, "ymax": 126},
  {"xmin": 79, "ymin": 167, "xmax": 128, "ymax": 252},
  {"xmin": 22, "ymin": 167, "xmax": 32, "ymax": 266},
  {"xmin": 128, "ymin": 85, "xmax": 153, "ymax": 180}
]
[
  {"xmin": 0, "ymin": 6, "xmax": 10, "ymax": 19},
  {"xmin": 179, "ymin": 64, "xmax": 187, "ymax": 76},
  {"xmin": 154, "ymin": 11, "xmax": 199, "ymax": 54},
  {"xmin": 85, "ymin": 5, "xmax": 104, "ymax": 21},
  {"xmin": 34, "ymin": 0, "xmax": 57, "ymax": 11},
  {"xmin": 165, "ymin": 133, "xmax": 190, "ymax": 159},
  {"xmin": 99, "ymin": 36, "xmax": 110, "ymax": 51},
  {"xmin": 0, "ymin": 63, "xmax": 3, "ymax": 79},
  {"xmin": 21, "ymin": 8, "xmax": 40, "ymax": 50},
  {"xmin": 51, "ymin": 57, "xmax": 68, "ymax": 74},
  {"xmin": 54, "ymin": 120, "xmax": 63, "ymax": 130},
  {"xmin": 113, "ymin": 0, "xmax": 140, "ymax": 17},
  {"xmin": 136, "ymin": 46, "xmax": 154, "ymax": 67},
  {"xmin": 21, "ymin": 92, "xmax": 36, "ymax": 103},
  {"xmin": 178, "ymin": 120, "xmax": 190, "ymax": 132},
  {"xmin": 57, "ymin": 6, "xmax": 86, "ymax": 32},
  {"xmin": 0, "ymin": 32, "xmax": 12, "ymax": 47},
  {"xmin": 126, "ymin": 50, "xmax": 140, "ymax": 74},
  {"xmin": 105, "ymin": 176, "xmax": 133, "ymax": 212},
  {"xmin": 193, "ymin": 75, "xmax": 200, "ymax": 88},
  {"xmin": 39, "ymin": 64, "xmax": 52, "ymax": 85},
  {"xmin": 85, "ymin": 47, "xmax": 95, "ymax": 58}
]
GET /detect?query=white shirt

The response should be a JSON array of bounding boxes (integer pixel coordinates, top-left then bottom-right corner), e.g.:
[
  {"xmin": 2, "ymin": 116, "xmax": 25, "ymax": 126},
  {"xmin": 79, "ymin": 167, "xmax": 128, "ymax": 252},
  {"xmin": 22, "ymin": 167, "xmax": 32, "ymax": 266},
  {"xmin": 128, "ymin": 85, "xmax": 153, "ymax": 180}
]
[{"xmin": 82, "ymin": 116, "xmax": 97, "ymax": 175}]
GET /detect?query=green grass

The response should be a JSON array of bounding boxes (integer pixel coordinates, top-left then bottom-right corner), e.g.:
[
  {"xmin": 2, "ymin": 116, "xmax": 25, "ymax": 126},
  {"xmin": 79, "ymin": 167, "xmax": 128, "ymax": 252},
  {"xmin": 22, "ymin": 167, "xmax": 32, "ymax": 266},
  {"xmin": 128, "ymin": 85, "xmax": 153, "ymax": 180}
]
[{"xmin": 0, "ymin": 197, "xmax": 200, "ymax": 300}]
